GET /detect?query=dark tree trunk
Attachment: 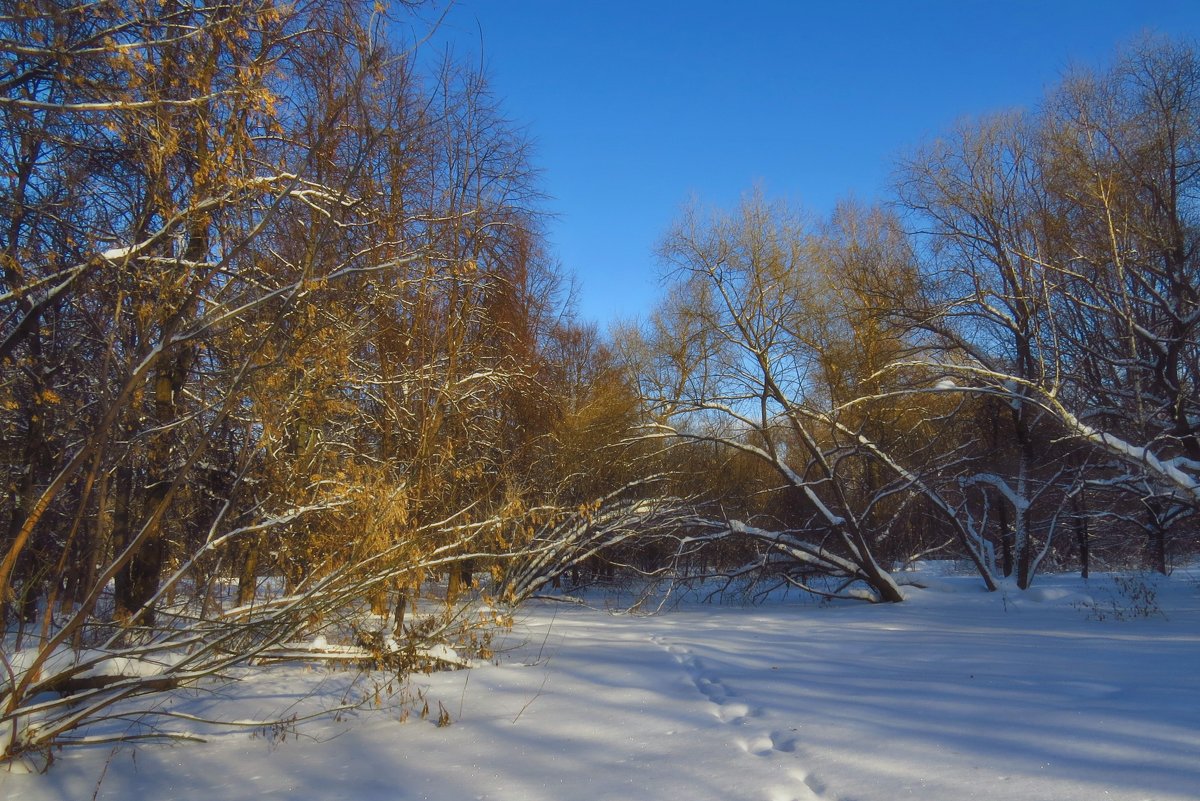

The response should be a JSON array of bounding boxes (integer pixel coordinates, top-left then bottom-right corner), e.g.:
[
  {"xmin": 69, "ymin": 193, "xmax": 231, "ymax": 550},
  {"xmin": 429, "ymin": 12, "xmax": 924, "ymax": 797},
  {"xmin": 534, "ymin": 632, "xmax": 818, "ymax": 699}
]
[
  {"xmin": 236, "ymin": 532, "xmax": 263, "ymax": 608},
  {"xmin": 1072, "ymin": 492, "xmax": 1090, "ymax": 580},
  {"xmin": 111, "ymin": 465, "xmax": 137, "ymax": 621},
  {"xmin": 1148, "ymin": 526, "xmax": 1167, "ymax": 576},
  {"xmin": 997, "ymin": 494, "xmax": 1013, "ymax": 578}
]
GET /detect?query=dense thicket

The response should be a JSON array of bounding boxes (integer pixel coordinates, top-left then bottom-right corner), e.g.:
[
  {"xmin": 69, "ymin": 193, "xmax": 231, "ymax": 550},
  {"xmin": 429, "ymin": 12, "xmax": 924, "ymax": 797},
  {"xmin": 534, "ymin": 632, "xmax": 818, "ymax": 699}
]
[{"xmin": 0, "ymin": 0, "xmax": 654, "ymax": 762}]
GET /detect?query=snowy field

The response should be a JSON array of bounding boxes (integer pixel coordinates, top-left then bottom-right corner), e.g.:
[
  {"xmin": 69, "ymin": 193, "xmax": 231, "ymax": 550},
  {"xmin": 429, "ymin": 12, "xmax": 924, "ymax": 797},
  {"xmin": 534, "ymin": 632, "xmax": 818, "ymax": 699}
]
[{"xmin": 3, "ymin": 570, "xmax": 1198, "ymax": 801}]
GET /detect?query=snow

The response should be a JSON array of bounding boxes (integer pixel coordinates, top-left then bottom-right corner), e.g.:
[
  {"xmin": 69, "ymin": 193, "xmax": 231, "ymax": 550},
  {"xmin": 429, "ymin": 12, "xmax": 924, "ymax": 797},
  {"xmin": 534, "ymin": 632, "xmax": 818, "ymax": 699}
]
[
  {"xmin": 101, "ymin": 246, "xmax": 133, "ymax": 260},
  {"xmin": 3, "ymin": 571, "xmax": 1198, "ymax": 801},
  {"xmin": 77, "ymin": 654, "xmax": 175, "ymax": 680}
]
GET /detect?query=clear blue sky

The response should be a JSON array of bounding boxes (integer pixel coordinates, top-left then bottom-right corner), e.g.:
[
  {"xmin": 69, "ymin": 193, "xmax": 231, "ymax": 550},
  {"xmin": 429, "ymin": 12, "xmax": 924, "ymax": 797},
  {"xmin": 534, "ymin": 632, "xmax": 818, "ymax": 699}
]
[{"xmin": 420, "ymin": 1, "xmax": 1200, "ymax": 327}]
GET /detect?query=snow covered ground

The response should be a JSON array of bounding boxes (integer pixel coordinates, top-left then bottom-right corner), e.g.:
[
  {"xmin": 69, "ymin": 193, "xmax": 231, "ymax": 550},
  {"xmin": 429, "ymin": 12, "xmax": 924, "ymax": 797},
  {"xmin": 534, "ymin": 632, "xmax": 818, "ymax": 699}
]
[{"xmin": 3, "ymin": 570, "xmax": 1198, "ymax": 801}]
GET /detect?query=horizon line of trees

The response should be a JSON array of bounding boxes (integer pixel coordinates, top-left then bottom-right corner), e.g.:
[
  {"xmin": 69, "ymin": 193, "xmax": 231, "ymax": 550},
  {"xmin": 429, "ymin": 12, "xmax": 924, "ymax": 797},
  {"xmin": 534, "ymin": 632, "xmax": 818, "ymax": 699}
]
[{"xmin": 627, "ymin": 34, "xmax": 1200, "ymax": 601}]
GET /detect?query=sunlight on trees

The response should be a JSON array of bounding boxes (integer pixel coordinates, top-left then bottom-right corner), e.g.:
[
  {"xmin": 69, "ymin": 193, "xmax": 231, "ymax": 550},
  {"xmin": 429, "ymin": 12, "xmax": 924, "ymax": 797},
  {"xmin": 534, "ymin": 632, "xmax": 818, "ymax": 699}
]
[
  {"xmin": 895, "ymin": 35, "xmax": 1200, "ymax": 586},
  {"xmin": 637, "ymin": 191, "xmax": 906, "ymax": 602},
  {"xmin": 1, "ymin": 3, "xmax": 1198, "ymax": 766},
  {"xmin": 622, "ymin": 36, "xmax": 1200, "ymax": 598},
  {"xmin": 0, "ymin": 0, "xmax": 613, "ymax": 763}
]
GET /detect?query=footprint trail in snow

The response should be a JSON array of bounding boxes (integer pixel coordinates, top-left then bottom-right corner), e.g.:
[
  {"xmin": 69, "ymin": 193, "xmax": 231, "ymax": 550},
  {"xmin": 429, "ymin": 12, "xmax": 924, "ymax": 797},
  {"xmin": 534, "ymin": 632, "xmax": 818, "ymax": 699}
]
[{"xmin": 651, "ymin": 634, "xmax": 840, "ymax": 801}]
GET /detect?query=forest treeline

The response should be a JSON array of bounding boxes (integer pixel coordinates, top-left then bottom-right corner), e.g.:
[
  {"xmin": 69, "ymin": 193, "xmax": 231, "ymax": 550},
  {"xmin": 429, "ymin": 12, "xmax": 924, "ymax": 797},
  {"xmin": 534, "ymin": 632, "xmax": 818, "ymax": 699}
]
[
  {"xmin": 1, "ymin": 0, "xmax": 1198, "ymax": 762},
  {"xmin": 634, "ymin": 32, "xmax": 1200, "ymax": 601}
]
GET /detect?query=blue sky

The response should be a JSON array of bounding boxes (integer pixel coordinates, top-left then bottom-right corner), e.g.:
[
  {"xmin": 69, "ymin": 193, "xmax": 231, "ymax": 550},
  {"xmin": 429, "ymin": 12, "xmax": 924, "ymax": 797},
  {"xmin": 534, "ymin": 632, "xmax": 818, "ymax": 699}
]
[{"xmin": 422, "ymin": 1, "xmax": 1200, "ymax": 327}]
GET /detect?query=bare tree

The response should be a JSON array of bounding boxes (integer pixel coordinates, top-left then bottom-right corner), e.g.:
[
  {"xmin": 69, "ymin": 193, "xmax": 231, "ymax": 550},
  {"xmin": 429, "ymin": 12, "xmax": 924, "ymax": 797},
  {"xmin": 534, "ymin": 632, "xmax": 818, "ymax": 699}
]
[
  {"xmin": 895, "ymin": 37, "xmax": 1200, "ymax": 578},
  {"xmin": 636, "ymin": 192, "xmax": 908, "ymax": 602}
]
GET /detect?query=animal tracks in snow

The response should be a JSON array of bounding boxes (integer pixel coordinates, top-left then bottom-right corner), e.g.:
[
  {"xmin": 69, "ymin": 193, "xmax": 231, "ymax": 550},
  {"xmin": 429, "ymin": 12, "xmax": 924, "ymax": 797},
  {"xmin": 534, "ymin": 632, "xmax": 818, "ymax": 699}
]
[
  {"xmin": 736, "ymin": 730, "xmax": 797, "ymax": 756},
  {"xmin": 767, "ymin": 769, "xmax": 839, "ymax": 801},
  {"xmin": 653, "ymin": 636, "xmax": 759, "ymax": 720},
  {"xmin": 650, "ymin": 635, "xmax": 840, "ymax": 801}
]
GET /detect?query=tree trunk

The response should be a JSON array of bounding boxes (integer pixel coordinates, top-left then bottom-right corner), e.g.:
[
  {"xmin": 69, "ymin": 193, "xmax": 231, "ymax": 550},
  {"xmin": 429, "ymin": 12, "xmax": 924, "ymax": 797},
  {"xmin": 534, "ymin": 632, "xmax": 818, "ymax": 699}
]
[
  {"xmin": 122, "ymin": 353, "xmax": 189, "ymax": 627},
  {"xmin": 236, "ymin": 532, "xmax": 263, "ymax": 608},
  {"xmin": 997, "ymin": 492, "xmax": 1013, "ymax": 578},
  {"xmin": 1072, "ymin": 493, "xmax": 1090, "ymax": 580},
  {"xmin": 392, "ymin": 590, "xmax": 408, "ymax": 638},
  {"xmin": 1148, "ymin": 526, "xmax": 1167, "ymax": 575},
  {"xmin": 111, "ymin": 464, "xmax": 136, "ymax": 621}
]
